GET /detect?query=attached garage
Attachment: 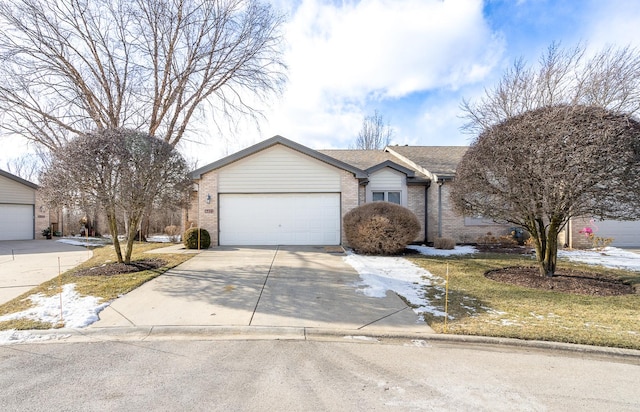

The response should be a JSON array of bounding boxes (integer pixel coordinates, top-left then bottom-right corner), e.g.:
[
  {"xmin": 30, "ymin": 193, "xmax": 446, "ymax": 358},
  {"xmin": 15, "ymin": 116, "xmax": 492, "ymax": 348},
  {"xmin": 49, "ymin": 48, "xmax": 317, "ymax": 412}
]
[
  {"xmin": 189, "ymin": 136, "xmax": 366, "ymax": 247},
  {"xmin": 0, "ymin": 204, "xmax": 34, "ymax": 241},
  {"xmin": 219, "ymin": 193, "xmax": 340, "ymax": 245},
  {"xmin": 0, "ymin": 170, "xmax": 38, "ymax": 241},
  {"xmin": 591, "ymin": 220, "xmax": 640, "ymax": 248}
]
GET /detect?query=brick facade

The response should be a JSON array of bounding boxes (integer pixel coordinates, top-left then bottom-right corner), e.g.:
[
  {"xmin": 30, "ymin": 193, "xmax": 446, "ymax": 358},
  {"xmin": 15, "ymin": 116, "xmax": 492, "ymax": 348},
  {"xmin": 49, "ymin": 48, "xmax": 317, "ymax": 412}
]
[
  {"xmin": 340, "ymin": 170, "xmax": 360, "ymax": 246},
  {"xmin": 426, "ymin": 183, "xmax": 511, "ymax": 244},
  {"xmin": 407, "ymin": 185, "xmax": 426, "ymax": 242}
]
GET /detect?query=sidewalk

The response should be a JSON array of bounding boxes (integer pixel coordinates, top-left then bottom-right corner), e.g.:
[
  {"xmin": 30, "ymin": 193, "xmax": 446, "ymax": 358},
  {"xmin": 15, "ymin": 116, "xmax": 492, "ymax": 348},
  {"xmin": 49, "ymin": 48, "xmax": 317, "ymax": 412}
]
[{"xmin": 0, "ymin": 240, "xmax": 92, "ymax": 305}]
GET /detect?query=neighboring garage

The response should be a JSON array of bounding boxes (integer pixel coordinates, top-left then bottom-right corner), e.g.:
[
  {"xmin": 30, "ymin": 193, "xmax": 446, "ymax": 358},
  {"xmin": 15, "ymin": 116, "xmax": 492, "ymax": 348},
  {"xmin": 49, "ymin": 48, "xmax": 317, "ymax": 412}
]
[
  {"xmin": 592, "ymin": 220, "xmax": 640, "ymax": 247},
  {"xmin": 0, "ymin": 169, "xmax": 38, "ymax": 241}
]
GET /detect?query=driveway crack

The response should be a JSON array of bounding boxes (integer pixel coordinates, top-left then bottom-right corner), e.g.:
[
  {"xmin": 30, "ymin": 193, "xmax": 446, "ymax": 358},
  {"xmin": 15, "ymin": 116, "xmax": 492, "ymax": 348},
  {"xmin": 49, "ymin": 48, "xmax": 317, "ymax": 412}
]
[{"xmin": 249, "ymin": 246, "xmax": 279, "ymax": 326}]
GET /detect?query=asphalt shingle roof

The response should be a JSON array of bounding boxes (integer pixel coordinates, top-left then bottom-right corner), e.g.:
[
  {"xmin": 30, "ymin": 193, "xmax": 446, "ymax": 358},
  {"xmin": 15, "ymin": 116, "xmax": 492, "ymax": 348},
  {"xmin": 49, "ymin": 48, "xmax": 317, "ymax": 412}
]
[
  {"xmin": 385, "ymin": 146, "xmax": 468, "ymax": 176},
  {"xmin": 317, "ymin": 150, "xmax": 428, "ymax": 177}
]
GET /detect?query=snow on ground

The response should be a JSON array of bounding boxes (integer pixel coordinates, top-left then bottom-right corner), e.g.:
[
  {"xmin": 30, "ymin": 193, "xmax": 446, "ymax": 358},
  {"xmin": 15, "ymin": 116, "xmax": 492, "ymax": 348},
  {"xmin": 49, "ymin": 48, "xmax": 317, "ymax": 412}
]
[
  {"xmin": 343, "ymin": 245, "xmax": 640, "ymax": 326},
  {"xmin": 344, "ymin": 252, "xmax": 448, "ymax": 320},
  {"xmin": 57, "ymin": 236, "xmax": 110, "ymax": 247},
  {"xmin": 147, "ymin": 234, "xmax": 180, "ymax": 243},
  {"xmin": 558, "ymin": 247, "xmax": 640, "ymax": 272},
  {"xmin": 2, "ymin": 244, "xmax": 637, "ymax": 345},
  {"xmin": 0, "ymin": 284, "xmax": 109, "ymax": 345},
  {"xmin": 343, "ymin": 245, "xmax": 477, "ymax": 320},
  {"xmin": 407, "ymin": 245, "xmax": 478, "ymax": 256}
]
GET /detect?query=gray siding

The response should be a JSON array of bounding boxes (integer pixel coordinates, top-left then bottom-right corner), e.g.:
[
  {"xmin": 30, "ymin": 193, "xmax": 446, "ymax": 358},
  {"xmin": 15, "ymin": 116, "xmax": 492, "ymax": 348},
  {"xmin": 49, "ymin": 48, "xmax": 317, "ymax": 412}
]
[
  {"xmin": 218, "ymin": 145, "xmax": 341, "ymax": 193},
  {"xmin": 366, "ymin": 167, "xmax": 408, "ymax": 205}
]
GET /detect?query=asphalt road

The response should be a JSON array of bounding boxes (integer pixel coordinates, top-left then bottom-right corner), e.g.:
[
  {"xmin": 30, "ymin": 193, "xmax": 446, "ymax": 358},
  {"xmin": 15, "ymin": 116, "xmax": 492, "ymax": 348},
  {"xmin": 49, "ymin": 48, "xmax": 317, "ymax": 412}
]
[{"xmin": 1, "ymin": 339, "xmax": 638, "ymax": 411}]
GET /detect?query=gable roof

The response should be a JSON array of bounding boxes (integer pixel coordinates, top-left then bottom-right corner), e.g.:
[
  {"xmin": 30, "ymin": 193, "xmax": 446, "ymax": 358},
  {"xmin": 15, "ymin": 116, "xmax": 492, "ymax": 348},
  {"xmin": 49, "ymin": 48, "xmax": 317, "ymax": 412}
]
[
  {"xmin": 0, "ymin": 169, "xmax": 38, "ymax": 189},
  {"xmin": 191, "ymin": 135, "xmax": 368, "ymax": 179},
  {"xmin": 385, "ymin": 146, "xmax": 468, "ymax": 178},
  {"xmin": 318, "ymin": 150, "xmax": 427, "ymax": 178}
]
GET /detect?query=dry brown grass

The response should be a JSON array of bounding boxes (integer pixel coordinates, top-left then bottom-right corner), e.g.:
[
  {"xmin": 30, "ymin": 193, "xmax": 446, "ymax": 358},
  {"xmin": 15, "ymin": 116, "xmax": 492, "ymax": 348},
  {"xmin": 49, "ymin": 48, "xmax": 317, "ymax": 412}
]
[{"xmin": 407, "ymin": 253, "xmax": 640, "ymax": 350}]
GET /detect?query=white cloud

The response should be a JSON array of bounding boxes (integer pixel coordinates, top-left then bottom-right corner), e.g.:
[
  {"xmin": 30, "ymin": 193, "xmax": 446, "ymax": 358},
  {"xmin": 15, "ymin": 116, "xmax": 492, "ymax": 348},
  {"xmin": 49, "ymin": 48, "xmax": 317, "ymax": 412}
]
[
  {"xmin": 585, "ymin": 0, "xmax": 640, "ymax": 50},
  {"xmin": 287, "ymin": 0, "xmax": 501, "ymax": 99},
  {"xmin": 245, "ymin": 0, "xmax": 504, "ymax": 150}
]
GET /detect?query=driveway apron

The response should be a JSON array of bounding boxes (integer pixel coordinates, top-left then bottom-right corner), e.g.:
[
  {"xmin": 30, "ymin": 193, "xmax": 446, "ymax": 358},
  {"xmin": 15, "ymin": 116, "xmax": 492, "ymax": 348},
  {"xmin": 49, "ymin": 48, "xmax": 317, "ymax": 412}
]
[
  {"xmin": 92, "ymin": 246, "xmax": 432, "ymax": 333},
  {"xmin": 0, "ymin": 240, "xmax": 92, "ymax": 305}
]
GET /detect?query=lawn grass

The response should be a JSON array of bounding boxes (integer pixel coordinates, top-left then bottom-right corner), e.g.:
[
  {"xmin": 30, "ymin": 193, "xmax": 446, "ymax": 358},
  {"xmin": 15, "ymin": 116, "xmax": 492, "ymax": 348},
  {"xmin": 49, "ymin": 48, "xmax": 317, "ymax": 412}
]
[
  {"xmin": 0, "ymin": 242, "xmax": 194, "ymax": 330},
  {"xmin": 408, "ymin": 253, "xmax": 640, "ymax": 350}
]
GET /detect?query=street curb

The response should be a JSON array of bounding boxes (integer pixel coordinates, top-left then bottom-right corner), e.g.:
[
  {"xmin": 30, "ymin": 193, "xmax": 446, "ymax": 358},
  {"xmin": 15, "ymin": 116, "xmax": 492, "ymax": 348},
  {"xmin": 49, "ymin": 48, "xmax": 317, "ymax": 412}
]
[{"xmin": 5, "ymin": 325, "xmax": 640, "ymax": 362}]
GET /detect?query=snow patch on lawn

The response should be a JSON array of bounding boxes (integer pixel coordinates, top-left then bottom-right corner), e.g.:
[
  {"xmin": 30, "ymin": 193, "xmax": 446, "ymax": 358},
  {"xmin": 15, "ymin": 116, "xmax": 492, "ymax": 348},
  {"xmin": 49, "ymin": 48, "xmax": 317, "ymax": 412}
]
[
  {"xmin": 407, "ymin": 245, "xmax": 478, "ymax": 256},
  {"xmin": 558, "ymin": 247, "xmax": 640, "ymax": 271},
  {"xmin": 0, "ymin": 284, "xmax": 108, "ymax": 345},
  {"xmin": 344, "ymin": 253, "xmax": 448, "ymax": 319},
  {"xmin": 57, "ymin": 237, "xmax": 110, "ymax": 247}
]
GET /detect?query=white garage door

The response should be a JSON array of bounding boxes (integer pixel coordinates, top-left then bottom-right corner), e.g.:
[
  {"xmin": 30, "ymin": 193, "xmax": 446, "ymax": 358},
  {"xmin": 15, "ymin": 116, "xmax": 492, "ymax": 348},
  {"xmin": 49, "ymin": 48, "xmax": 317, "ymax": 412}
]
[
  {"xmin": 219, "ymin": 193, "xmax": 340, "ymax": 245},
  {"xmin": 0, "ymin": 204, "xmax": 33, "ymax": 241},
  {"xmin": 592, "ymin": 220, "xmax": 640, "ymax": 247}
]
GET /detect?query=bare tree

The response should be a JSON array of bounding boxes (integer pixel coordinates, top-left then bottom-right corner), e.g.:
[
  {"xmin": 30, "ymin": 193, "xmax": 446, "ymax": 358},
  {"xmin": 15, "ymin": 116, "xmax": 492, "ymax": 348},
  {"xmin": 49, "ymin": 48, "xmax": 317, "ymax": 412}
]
[
  {"xmin": 451, "ymin": 105, "xmax": 640, "ymax": 277},
  {"xmin": 461, "ymin": 43, "xmax": 640, "ymax": 133},
  {"xmin": 352, "ymin": 110, "xmax": 394, "ymax": 150},
  {"xmin": 39, "ymin": 129, "xmax": 192, "ymax": 263},
  {"xmin": 3, "ymin": 153, "xmax": 42, "ymax": 182},
  {"xmin": 0, "ymin": 0, "xmax": 286, "ymax": 150}
]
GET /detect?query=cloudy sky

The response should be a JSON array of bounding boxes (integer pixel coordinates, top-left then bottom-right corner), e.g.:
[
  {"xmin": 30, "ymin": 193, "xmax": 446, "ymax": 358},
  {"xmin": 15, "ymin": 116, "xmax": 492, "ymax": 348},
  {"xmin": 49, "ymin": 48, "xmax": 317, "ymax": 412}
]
[
  {"xmin": 186, "ymin": 0, "xmax": 640, "ymax": 164},
  {"xmin": 3, "ymin": 0, "xmax": 640, "ymax": 170}
]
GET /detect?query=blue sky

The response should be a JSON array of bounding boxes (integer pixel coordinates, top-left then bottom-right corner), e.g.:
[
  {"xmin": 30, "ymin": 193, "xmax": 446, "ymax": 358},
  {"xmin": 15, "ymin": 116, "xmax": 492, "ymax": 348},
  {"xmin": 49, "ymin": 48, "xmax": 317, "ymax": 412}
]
[
  {"xmin": 3, "ymin": 0, "xmax": 640, "ymax": 169},
  {"xmin": 183, "ymin": 0, "xmax": 640, "ymax": 164}
]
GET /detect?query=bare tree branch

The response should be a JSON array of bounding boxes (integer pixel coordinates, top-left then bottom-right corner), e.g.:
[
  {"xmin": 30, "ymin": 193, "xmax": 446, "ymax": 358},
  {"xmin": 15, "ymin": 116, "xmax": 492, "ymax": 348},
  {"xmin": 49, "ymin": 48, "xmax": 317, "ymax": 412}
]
[
  {"xmin": 352, "ymin": 110, "xmax": 394, "ymax": 150},
  {"xmin": 461, "ymin": 43, "xmax": 640, "ymax": 134},
  {"xmin": 39, "ymin": 128, "xmax": 192, "ymax": 263},
  {"xmin": 451, "ymin": 105, "xmax": 640, "ymax": 277},
  {"xmin": 0, "ymin": 0, "xmax": 286, "ymax": 150}
]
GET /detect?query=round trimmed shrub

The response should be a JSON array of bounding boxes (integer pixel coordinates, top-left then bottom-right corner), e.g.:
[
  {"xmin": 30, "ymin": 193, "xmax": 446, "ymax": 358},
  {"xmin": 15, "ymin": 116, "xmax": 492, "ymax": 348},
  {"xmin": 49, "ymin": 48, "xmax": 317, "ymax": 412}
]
[
  {"xmin": 183, "ymin": 228, "xmax": 211, "ymax": 249},
  {"xmin": 344, "ymin": 202, "xmax": 420, "ymax": 255}
]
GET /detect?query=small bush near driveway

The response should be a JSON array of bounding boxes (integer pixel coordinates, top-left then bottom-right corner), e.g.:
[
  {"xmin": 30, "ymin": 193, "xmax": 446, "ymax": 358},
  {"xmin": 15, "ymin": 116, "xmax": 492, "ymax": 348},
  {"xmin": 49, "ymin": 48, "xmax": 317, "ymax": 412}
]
[
  {"xmin": 183, "ymin": 228, "xmax": 211, "ymax": 249},
  {"xmin": 408, "ymin": 253, "xmax": 640, "ymax": 350},
  {"xmin": 344, "ymin": 202, "xmax": 420, "ymax": 255}
]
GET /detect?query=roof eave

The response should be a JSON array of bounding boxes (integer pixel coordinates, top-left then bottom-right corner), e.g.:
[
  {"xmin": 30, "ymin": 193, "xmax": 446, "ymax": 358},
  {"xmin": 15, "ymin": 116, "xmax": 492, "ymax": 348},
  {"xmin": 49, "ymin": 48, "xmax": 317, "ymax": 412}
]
[{"xmin": 191, "ymin": 135, "xmax": 367, "ymax": 179}]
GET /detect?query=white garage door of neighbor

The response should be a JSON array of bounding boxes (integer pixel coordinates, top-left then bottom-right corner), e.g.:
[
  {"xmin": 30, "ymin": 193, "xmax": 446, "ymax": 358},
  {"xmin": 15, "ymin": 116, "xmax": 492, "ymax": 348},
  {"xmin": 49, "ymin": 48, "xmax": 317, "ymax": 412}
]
[
  {"xmin": 0, "ymin": 204, "xmax": 33, "ymax": 241},
  {"xmin": 219, "ymin": 193, "xmax": 340, "ymax": 245},
  {"xmin": 591, "ymin": 220, "xmax": 640, "ymax": 247}
]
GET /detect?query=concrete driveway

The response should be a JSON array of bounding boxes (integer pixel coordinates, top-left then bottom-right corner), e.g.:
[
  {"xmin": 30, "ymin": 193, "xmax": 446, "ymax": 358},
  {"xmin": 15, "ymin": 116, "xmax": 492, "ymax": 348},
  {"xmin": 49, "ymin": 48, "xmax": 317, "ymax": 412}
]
[
  {"xmin": 0, "ymin": 240, "xmax": 92, "ymax": 305},
  {"xmin": 92, "ymin": 246, "xmax": 432, "ymax": 334}
]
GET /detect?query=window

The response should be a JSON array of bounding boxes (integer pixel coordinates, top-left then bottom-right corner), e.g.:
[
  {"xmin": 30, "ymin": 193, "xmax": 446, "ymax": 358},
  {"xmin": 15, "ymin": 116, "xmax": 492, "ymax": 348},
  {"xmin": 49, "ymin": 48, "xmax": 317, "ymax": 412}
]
[
  {"xmin": 372, "ymin": 191, "xmax": 401, "ymax": 204},
  {"xmin": 387, "ymin": 191, "xmax": 401, "ymax": 204}
]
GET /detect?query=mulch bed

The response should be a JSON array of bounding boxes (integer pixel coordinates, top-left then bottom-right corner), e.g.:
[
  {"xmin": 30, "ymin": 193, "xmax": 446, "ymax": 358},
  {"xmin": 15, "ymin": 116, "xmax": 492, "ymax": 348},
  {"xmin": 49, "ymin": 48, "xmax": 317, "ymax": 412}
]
[
  {"xmin": 73, "ymin": 258, "xmax": 167, "ymax": 277},
  {"xmin": 485, "ymin": 266, "xmax": 635, "ymax": 296}
]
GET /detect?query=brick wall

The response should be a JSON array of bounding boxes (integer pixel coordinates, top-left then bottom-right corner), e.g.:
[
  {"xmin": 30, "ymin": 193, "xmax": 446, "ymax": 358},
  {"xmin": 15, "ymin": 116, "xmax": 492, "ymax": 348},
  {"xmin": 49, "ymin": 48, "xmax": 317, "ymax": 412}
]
[
  {"xmin": 426, "ymin": 182, "xmax": 511, "ymax": 244},
  {"xmin": 341, "ymin": 171, "xmax": 360, "ymax": 246},
  {"xmin": 34, "ymin": 191, "xmax": 50, "ymax": 239},
  {"xmin": 407, "ymin": 185, "xmax": 426, "ymax": 242},
  {"xmin": 198, "ymin": 173, "xmax": 219, "ymax": 246},
  {"xmin": 568, "ymin": 216, "xmax": 593, "ymax": 249}
]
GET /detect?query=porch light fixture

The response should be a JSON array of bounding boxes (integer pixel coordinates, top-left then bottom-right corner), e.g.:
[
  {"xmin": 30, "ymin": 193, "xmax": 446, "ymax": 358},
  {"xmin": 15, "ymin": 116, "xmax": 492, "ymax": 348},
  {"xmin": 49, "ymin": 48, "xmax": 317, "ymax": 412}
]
[{"xmin": 206, "ymin": 194, "xmax": 211, "ymax": 204}]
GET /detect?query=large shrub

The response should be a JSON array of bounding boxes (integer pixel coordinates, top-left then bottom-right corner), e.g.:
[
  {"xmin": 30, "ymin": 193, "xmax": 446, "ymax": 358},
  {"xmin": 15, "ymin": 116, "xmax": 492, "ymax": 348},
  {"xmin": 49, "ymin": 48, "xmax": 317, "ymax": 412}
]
[
  {"xmin": 344, "ymin": 202, "xmax": 420, "ymax": 255},
  {"xmin": 183, "ymin": 228, "xmax": 211, "ymax": 249}
]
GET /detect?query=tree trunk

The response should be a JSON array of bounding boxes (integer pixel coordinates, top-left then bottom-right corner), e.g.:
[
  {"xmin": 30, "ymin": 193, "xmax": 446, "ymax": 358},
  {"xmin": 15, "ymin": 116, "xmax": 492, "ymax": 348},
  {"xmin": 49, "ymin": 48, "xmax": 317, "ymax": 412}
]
[
  {"xmin": 124, "ymin": 216, "xmax": 141, "ymax": 264},
  {"xmin": 106, "ymin": 210, "xmax": 123, "ymax": 263},
  {"xmin": 537, "ymin": 221, "xmax": 560, "ymax": 277}
]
